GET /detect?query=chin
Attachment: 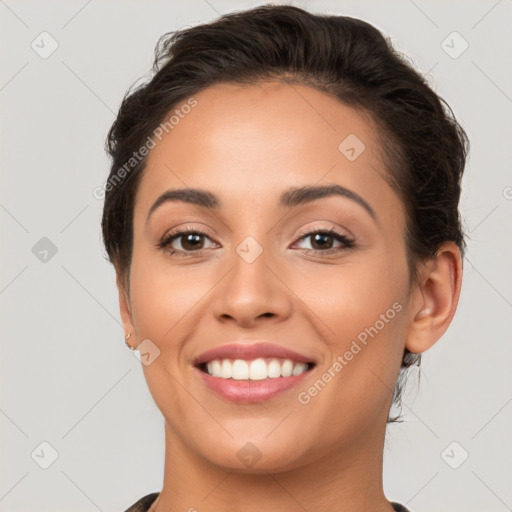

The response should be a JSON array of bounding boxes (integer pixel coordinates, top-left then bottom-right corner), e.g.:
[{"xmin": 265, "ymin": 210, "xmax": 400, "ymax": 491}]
[{"xmin": 206, "ymin": 446, "xmax": 308, "ymax": 474}]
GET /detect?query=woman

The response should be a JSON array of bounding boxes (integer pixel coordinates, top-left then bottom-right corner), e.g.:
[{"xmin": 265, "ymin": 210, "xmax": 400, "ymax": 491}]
[{"xmin": 100, "ymin": 5, "xmax": 468, "ymax": 511}]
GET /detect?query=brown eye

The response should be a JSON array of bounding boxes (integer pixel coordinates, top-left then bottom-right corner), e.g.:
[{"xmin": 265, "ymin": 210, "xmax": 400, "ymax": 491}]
[
  {"xmin": 308, "ymin": 232, "xmax": 335, "ymax": 250},
  {"xmin": 294, "ymin": 228, "xmax": 355, "ymax": 253},
  {"xmin": 159, "ymin": 228, "xmax": 217, "ymax": 256},
  {"xmin": 174, "ymin": 232, "xmax": 206, "ymax": 251}
]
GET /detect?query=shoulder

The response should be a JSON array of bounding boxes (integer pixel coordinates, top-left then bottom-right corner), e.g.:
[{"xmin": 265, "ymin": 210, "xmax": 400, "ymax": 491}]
[
  {"xmin": 391, "ymin": 502, "xmax": 412, "ymax": 512},
  {"xmin": 122, "ymin": 494, "xmax": 407, "ymax": 512},
  {"xmin": 123, "ymin": 492, "xmax": 160, "ymax": 512}
]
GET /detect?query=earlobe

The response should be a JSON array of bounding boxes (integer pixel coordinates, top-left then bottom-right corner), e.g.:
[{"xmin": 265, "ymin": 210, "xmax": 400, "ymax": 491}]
[
  {"xmin": 116, "ymin": 272, "xmax": 135, "ymax": 337},
  {"xmin": 405, "ymin": 242, "xmax": 463, "ymax": 354}
]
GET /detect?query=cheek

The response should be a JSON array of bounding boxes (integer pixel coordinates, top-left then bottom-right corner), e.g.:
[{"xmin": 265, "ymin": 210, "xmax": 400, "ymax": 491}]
[
  {"xmin": 126, "ymin": 253, "xmax": 211, "ymax": 413},
  {"xmin": 293, "ymin": 249, "xmax": 410, "ymax": 408},
  {"xmin": 291, "ymin": 264, "xmax": 408, "ymax": 438},
  {"xmin": 128, "ymin": 248, "xmax": 209, "ymax": 341},
  {"xmin": 294, "ymin": 250, "xmax": 408, "ymax": 340}
]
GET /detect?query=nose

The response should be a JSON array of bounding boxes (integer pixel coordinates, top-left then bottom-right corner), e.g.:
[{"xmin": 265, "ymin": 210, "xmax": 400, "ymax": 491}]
[{"xmin": 211, "ymin": 244, "xmax": 292, "ymax": 328}]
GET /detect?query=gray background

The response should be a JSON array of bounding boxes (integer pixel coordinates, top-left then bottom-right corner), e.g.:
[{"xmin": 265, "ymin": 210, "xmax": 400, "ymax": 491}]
[{"xmin": 1, "ymin": 1, "xmax": 511, "ymax": 511}]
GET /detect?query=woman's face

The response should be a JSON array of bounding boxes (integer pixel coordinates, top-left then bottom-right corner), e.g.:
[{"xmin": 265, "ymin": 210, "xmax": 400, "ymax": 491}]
[{"xmin": 120, "ymin": 81, "xmax": 417, "ymax": 472}]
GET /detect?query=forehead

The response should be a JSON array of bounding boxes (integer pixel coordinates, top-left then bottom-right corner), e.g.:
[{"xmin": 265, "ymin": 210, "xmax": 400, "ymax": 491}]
[{"xmin": 135, "ymin": 81, "xmax": 399, "ymax": 222}]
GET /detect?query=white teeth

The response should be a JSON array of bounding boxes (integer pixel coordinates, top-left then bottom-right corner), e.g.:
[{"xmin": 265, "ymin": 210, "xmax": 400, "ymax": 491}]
[
  {"xmin": 220, "ymin": 359, "xmax": 232, "ymax": 379},
  {"xmin": 267, "ymin": 359, "xmax": 282, "ymax": 378},
  {"xmin": 249, "ymin": 358, "xmax": 267, "ymax": 380},
  {"xmin": 203, "ymin": 358, "xmax": 311, "ymax": 380},
  {"xmin": 232, "ymin": 359, "xmax": 249, "ymax": 380},
  {"xmin": 281, "ymin": 359, "xmax": 293, "ymax": 377},
  {"xmin": 292, "ymin": 362, "xmax": 308, "ymax": 375},
  {"xmin": 212, "ymin": 359, "xmax": 221, "ymax": 376}
]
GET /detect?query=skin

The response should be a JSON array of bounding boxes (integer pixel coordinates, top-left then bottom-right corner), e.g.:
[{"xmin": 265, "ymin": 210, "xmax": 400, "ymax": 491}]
[{"xmin": 117, "ymin": 81, "xmax": 462, "ymax": 512}]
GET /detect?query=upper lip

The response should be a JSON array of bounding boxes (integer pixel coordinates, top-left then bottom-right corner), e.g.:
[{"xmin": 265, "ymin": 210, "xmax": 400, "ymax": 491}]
[{"xmin": 193, "ymin": 342, "xmax": 316, "ymax": 366}]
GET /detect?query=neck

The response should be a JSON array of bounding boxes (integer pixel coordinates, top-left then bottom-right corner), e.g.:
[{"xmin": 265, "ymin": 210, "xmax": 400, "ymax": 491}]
[{"xmin": 152, "ymin": 421, "xmax": 395, "ymax": 512}]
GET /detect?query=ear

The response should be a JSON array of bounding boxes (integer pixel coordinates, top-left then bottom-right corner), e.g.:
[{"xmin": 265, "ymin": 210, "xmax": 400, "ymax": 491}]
[
  {"xmin": 405, "ymin": 242, "xmax": 463, "ymax": 354},
  {"xmin": 116, "ymin": 271, "xmax": 135, "ymax": 340}
]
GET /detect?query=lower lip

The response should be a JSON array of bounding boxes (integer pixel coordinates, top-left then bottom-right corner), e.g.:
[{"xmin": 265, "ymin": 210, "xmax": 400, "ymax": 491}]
[{"xmin": 195, "ymin": 366, "xmax": 313, "ymax": 403}]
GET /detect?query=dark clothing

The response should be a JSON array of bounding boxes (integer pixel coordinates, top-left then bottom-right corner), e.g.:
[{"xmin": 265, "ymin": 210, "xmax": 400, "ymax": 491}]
[
  {"xmin": 124, "ymin": 492, "xmax": 159, "ymax": 512},
  {"xmin": 123, "ymin": 492, "xmax": 411, "ymax": 512}
]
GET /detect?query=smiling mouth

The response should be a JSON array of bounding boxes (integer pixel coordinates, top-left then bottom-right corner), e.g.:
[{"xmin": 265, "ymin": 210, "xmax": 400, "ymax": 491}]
[{"xmin": 196, "ymin": 357, "xmax": 316, "ymax": 380}]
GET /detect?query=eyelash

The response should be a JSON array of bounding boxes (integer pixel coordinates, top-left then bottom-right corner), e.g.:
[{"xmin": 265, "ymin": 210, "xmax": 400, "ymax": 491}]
[
  {"xmin": 157, "ymin": 226, "xmax": 355, "ymax": 257},
  {"xmin": 157, "ymin": 227, "xmax": 213, "ymax": 258}
]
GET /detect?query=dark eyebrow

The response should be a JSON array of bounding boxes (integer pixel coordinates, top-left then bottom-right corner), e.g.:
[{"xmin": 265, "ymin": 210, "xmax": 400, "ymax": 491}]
[
  {"xmin": 146, "ymin": 183, "xmax": 376, "ymax": 224},
  {"xmin": 146, "ymin": 188, "xmax": 220, "ymax": 224},
  {"xmin": 279, "ymin": 184, "xmax": 376, "ymax": 220}
]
